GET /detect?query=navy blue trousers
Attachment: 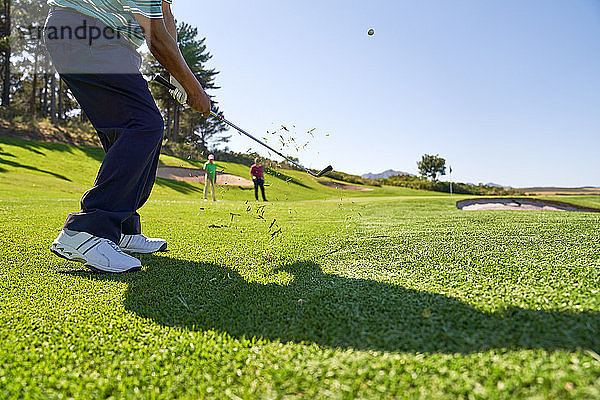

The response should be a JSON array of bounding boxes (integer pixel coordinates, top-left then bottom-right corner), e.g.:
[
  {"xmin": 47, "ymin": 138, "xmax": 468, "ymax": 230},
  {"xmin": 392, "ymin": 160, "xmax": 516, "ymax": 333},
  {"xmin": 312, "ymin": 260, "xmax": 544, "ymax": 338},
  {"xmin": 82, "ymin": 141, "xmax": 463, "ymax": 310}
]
[
  {"xmin": 254, "ymin": 178, "xmax": 267, "ymax": 201},
  {"xmin": 44, "ymin": 8, "xmax": 164, "ymax": 243}
]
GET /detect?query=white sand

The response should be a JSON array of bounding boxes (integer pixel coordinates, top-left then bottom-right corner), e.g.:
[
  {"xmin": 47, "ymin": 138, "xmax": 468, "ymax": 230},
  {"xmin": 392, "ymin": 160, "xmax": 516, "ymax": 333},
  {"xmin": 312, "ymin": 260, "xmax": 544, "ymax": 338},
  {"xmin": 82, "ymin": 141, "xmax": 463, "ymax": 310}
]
[{"xmin": 457, "ymin": 198, "xmax": 592, "ymax": 212}]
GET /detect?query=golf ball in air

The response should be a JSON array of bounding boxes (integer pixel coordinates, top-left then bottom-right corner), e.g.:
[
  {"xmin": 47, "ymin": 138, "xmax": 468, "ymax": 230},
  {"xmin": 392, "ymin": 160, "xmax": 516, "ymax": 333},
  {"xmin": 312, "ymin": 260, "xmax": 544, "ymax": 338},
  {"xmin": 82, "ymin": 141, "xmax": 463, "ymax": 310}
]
[{"xmin": 367, "ymin": 28, "xmax": 374, "ymax": 36}]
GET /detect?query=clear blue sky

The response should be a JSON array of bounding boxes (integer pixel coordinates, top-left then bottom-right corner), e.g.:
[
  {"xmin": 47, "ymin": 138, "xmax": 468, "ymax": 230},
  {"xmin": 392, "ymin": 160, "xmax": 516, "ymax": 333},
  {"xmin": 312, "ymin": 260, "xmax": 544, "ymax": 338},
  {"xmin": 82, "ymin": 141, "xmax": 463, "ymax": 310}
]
[{"xmin": 171, "ymin": 0, "xmax": 600, "ymax": 187}]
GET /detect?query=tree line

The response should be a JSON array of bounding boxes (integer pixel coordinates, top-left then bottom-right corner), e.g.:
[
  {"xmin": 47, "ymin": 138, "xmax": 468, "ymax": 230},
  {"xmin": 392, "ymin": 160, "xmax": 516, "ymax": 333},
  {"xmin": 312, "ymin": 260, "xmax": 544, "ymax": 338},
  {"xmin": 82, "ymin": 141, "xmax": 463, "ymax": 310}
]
[{"xmin": 0, "ymin": 0, "xmax": 229, "ymax": 153}]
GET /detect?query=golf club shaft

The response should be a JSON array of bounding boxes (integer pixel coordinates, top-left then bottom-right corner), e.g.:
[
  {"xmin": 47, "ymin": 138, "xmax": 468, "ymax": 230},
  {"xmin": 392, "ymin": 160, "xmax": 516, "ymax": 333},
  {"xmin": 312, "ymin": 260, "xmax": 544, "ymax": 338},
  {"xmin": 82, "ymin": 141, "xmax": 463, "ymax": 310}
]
[
  {"xmin": 153, "ymin": 75, "xmax": 328, "ymax": 177},
  {"xmin": 209, "ymin": 112, "xmax": 321, "ymax": 177}
]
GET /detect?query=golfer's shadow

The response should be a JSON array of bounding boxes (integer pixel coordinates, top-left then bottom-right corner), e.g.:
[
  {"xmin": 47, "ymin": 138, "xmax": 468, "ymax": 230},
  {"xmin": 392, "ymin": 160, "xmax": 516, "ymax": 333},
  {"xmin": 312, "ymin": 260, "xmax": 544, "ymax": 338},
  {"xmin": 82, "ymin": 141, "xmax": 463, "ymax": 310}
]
[{"xmin": 88, "ymin": 255, "xmax": 599, "ymax": 353}]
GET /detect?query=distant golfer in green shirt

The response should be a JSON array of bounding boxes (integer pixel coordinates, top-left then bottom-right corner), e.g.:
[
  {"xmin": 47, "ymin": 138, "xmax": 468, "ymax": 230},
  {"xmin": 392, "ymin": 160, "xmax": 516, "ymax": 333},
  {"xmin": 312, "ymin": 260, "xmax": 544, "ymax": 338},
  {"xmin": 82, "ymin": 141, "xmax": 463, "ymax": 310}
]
[{"xmin": 203, "ymin": 154, "xmax": 217, "ymax": 201}]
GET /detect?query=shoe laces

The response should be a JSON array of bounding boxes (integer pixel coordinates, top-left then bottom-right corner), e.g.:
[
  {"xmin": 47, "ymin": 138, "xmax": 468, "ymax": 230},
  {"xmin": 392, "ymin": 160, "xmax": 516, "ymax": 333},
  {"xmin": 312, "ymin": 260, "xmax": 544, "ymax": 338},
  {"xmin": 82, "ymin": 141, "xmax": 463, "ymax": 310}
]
[{"xmin": 102, "ymin": 238, "xmax": 128, "ymax": 255}]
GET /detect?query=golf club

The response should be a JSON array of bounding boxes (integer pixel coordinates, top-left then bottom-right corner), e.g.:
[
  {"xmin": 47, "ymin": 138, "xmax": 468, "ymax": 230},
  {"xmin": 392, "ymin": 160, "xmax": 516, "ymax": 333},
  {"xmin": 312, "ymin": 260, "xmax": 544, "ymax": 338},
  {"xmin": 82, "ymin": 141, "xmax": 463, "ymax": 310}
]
[{"xmin": 153, "ymin": 75, "xmax": 333, "ymax": 178}]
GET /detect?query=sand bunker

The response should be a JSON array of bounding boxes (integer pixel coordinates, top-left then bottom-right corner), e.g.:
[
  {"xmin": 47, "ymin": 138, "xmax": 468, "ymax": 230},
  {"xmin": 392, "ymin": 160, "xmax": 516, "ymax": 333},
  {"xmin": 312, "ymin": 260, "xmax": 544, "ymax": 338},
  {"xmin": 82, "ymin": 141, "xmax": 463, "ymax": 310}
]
[
  {"xmin": 157, "ymin": 167, "xmax": 253, "ymax": 186},
  {"xmin": 457, "ymin": 198, "xmax": 600, "ymax": 213},
  {"xmin": 318, "ymin": 181, "xmax": 374, "ymax": 191}
]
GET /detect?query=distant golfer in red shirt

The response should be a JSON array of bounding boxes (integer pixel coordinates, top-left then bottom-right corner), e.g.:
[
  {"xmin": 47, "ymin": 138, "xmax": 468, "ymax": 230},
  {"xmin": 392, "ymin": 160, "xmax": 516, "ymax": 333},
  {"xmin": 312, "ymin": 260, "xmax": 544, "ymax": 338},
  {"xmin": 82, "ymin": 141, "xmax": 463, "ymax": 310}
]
[{"xmin": 250, "ymin": 158, "xmax": 267, "ymax": 201}]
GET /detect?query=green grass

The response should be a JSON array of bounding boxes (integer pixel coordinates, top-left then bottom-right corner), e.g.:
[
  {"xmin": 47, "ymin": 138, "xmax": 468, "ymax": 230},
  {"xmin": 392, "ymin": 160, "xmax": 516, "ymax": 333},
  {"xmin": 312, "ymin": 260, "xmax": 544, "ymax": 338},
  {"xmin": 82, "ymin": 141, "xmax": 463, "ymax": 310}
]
[
  {"xmin": 538, "ymin": 195, "xmax": 600, "ymax": 210},
  {"xmin": 1, "ymin": 137, "xmax": 599, "ymax": 399}
]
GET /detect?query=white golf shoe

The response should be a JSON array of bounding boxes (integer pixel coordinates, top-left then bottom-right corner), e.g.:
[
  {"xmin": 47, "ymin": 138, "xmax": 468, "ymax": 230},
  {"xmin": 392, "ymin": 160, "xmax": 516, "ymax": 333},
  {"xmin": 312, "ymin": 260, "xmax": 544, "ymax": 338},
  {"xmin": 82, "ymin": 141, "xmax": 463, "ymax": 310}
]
[
  {"xmin": 51, "ymin": 229, "xmax": 142, "ymax": 273},
  {"xmin": 119, "ymin": 234, "xmax": 167, "ymax": 254}
]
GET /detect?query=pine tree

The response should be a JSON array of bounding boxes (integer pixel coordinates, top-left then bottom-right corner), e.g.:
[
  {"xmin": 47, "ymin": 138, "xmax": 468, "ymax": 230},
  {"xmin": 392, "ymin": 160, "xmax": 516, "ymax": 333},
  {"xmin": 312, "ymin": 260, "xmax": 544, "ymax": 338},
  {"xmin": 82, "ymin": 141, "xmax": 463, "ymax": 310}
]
[{"xmin": 11, "ymin": 0, "xmax": 52, "ymax": 118}]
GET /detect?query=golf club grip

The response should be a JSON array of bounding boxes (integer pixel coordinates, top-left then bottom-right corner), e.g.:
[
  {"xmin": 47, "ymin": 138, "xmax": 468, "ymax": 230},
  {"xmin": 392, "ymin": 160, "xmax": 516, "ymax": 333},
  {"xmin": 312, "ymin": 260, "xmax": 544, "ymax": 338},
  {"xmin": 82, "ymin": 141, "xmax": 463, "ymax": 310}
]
[
  {"xmin": 153, "ymin": 76, "xmax": 223, "ymax": 122},
  {"xmin": 154, "ymin": 76, "xmax": 220, "ymax": 119},
  {"xmin": 154, "ymin": 75, "xmax": 217, "ymax": 118},
  {"xmin": 153, "ymin": 75, "xmax": 177, "ymax": 91}
]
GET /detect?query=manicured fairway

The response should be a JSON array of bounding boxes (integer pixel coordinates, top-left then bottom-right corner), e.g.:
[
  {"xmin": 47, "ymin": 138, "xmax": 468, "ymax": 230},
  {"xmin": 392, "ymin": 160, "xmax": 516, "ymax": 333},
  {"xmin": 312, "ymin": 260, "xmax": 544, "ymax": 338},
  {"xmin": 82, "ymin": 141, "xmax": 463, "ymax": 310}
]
[{"xmin": 1, "ymin": 138, "xmax": 599, "ymax": 399}]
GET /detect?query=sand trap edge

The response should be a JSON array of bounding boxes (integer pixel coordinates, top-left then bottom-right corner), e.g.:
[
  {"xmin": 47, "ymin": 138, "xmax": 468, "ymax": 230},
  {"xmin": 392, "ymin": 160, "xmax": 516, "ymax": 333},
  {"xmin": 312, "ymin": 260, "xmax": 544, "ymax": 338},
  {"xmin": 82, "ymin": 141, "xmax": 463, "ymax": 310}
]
[{"xmin": 456, "ymin": 198, "xmax": 600, "ymax": 213}]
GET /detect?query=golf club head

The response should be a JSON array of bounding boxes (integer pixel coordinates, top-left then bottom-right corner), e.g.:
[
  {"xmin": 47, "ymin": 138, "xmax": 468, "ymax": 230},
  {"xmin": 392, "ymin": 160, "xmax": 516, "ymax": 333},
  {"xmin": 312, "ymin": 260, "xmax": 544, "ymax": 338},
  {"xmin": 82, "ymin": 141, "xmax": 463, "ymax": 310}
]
[{"xmin": 317, "ymin": 165, "xmax": 333, "ymax": 177}]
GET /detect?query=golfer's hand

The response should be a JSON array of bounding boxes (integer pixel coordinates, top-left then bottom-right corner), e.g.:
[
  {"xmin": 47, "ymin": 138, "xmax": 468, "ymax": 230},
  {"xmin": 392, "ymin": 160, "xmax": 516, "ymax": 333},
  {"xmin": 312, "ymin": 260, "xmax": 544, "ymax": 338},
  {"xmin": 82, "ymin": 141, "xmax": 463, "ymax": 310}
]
[
  {"xmin": 169, "ymin": 76, "xmax": 187, "ymax": 105},
  {"xmin": 187, "ymin": 85, "xmax": 211, "ymax": 118}
]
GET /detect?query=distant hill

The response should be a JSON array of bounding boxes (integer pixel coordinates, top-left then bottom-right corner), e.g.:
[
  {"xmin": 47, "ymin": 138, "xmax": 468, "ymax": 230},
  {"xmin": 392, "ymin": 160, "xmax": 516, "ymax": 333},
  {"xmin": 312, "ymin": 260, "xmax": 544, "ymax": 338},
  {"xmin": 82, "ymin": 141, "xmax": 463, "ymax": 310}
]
[
  {"xmin": 464, "ymin": 182, "xmax": 512, "ymax": 189},
  {"xmin": 362, "ymin": 169, "xmax": 413, "ymax": 180},
  {"xmin": 485, "ymin": 182, "xmax": 513, "ymax": 189}
]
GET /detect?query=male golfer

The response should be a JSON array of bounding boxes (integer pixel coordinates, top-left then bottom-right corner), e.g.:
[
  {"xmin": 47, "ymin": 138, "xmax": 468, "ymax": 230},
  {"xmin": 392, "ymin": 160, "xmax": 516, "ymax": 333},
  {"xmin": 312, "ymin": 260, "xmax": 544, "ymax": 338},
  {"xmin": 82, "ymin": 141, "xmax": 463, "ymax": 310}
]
[
  {"xmin": 45, "ymin": 0, "xmax": 211, "ymax": 273},
  {"xmin": 250, "ymin": 158, "xmax": 267, "ymax": 201},
  {"xmin": 203, "ymin": 154, "xmax": 217, "ymax": 202}
]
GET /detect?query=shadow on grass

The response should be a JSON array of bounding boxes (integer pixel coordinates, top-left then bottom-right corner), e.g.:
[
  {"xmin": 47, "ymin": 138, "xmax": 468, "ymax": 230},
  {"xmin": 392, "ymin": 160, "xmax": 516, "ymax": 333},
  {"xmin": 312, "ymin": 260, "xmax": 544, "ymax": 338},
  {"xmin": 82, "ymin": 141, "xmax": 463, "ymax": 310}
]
[
  {"xmin": 0, "ymin": 158, "xmax": 72, "ymax": 181},
  {"xmin": 70, "ymin": 255, "xmax": 600, "ymax": 354},
  {"xmin": 0, "ymin": 136, "xmax": 105, "ymax": 162},
  {"xmin": 154, "ymin": 177, "xmax": 203, "ymax": 195},
  {"xmin": 1, "ymin": 136, "xmax": 211, "ymax": 194},
  {"xmin": 7, "ymin": 142, "xmax": 46, "ymax": 155}
]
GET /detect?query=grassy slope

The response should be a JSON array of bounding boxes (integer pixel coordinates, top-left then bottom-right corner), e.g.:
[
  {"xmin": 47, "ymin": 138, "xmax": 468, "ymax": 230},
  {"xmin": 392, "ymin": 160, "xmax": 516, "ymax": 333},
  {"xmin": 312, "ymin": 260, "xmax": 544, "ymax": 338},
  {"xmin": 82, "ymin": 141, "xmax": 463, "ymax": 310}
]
[
  {"xmin": 1, "ymin": 137, "xmax": 599, "ymax": 399},
  {"xmin": 0, "ymin": 136, "xmax": 438, "ymax": 202}
]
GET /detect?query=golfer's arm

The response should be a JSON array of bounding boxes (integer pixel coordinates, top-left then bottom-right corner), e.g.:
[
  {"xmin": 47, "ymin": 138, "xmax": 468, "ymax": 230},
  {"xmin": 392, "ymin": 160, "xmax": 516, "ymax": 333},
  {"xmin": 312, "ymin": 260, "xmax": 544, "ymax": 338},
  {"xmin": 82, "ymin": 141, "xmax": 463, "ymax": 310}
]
[
  {"xmin": 133, "ymin": 13, "xmax": 198, "ymax": 97},
  {"xmin": 162, "ymin": 1, "xmax": 177, "ymax": 41}
]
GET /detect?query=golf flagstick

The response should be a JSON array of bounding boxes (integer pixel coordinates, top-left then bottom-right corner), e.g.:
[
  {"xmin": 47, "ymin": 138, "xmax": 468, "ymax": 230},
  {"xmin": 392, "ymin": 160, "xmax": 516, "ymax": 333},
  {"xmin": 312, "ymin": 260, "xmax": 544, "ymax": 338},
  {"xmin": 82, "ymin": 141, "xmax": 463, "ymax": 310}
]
[{"xmin": 153, "ymin": 75, "xmax": 333, "ymax": 178}]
